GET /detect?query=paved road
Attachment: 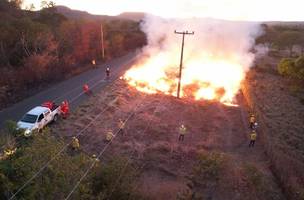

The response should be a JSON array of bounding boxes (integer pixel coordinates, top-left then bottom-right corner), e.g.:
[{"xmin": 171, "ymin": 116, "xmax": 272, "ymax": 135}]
[{"xmin": 0, "ymin": 51, "xmax": 138, "ymax": 127}]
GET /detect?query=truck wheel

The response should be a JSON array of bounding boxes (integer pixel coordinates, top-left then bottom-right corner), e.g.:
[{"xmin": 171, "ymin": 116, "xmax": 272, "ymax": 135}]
[{"xmin": 53, "ymin": 114, "xmax": 58, "ymax": 122}]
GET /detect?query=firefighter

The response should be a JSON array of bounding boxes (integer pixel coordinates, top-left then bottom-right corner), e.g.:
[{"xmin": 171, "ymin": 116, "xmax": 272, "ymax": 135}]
[
  {"xmin": 42, "ymin": 101, "xmax": 54, "ymax": 109},
  {"xmin": 249, "ymin": 114, "xmax": 256, "ymax": 129},
  {"xmin": 118, "ymin": 119, "xmax": 125, "ymax": 135},
  {"xmin": 179, "ymin": 124, "xmax": 187, "ymax": 141},
  {"xmin": 92, "ymin": 154, "xmax": 100, "ymax": 162},
  {"xmin": 253, "ymin": 122, "xmax": 258, "ymax": 130},
  {"xmin": 71, "ymin": 137, "xmax": 80, "ymax": 151},
  {"xmin": 60, "ymin": 100, "xmax": 69, "ymax": 119},
  {"xmin": 83, "ymin": 83, "xmax": 90, "ymax": 94},
  {"xmin": 2, "ymin": 147, "xmax": 17, "ymax": 160},
  {"xmin": 105, "ymin": 130, "xmax": 114, "ymax": 142},
  {"xmin": 106, "ymin": 67, "xmax": 110, "ymax": 79},
  {"xmin": 249, "ymin": 130, "xmax": 257, "ymax": 147}
]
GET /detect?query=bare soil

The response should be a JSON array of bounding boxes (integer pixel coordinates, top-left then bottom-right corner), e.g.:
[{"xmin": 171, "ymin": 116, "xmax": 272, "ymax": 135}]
[{"xmin": 51, "ymin": 79, "xmax": 286, "ymax": 200}]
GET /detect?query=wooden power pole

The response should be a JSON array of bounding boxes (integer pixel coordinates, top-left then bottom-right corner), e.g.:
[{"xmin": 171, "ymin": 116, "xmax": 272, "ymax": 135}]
[
  {"xmin": 174, "ymin": 30, "xmax": 194, "ymax": 98},
  {"xmin": 101, "ymin": 24, "xmax": 105, "ymax": 59}
]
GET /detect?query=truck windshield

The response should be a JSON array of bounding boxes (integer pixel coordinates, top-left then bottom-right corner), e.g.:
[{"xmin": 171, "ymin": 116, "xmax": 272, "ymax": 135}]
[{"xmin": 20, "ymin": 114, "xmax": 38, "ymax": 123}]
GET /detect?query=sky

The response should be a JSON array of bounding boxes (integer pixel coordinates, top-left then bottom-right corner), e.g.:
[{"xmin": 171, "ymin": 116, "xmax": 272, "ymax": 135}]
[{"xmin": 23, "ymin": 0, "xmax": 304, "ymax": 21}]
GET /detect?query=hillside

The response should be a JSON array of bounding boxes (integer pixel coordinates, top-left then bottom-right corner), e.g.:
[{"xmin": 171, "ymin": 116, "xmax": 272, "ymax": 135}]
[
  {"xmin": 49, "ymin": 80, "xmax": 285, "ymax": 200},
  {"xmin": 117, "ymin": 12, "xmax": 146, "ymax": 21},
  {"xmin": 56, "ymin": 6, "xmax": 146, "ymax": 21},
  {"xmin": 56, "ymin": 6, "xmax": 116, "ymax": 21}
]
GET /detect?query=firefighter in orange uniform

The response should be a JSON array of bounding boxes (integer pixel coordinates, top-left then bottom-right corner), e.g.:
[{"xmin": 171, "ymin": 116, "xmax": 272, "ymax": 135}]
[
  {"xmin": 83, "ymin": 83, "xmax": 90, "ymax": 94},
  {"xmin": 61, "ymin": 100, "xmax": 69, "ymax": 119}
]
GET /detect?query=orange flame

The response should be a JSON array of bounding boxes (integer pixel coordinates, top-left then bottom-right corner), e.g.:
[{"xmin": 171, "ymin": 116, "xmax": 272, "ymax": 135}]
[{"xmin": 124, "ymin": 52, "xmax": 245, "ymax": 104}]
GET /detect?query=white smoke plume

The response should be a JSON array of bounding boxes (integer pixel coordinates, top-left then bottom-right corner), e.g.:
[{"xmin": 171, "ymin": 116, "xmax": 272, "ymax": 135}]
[{"xmin": 125, "ymin": 15, "xmax": 262, "ymax": 102}]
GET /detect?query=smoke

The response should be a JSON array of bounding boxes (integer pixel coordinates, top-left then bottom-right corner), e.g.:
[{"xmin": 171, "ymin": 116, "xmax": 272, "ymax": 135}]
[
  {"xmin": 141, "ymin": 15, "xmax": 261, "ymax": 68},
  {"xmin": 126, "ymin": 15, "xmax": 262, "ymax": 102}
]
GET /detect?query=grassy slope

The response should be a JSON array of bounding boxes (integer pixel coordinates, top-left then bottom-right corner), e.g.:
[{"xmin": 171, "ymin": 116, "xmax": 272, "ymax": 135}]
[
  {"xmin": 51, "ymin": 80, "xmax": 285, "ymax": 200},
  {"xmin": 242, "ymin": 54, "xmax": 304, "ymax": 200}
]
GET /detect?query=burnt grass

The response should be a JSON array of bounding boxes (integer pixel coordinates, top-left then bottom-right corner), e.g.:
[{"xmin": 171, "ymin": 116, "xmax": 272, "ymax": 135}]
[{"xmin": 49, "ymin": 77, "xmax": 291, "ymax": 200}]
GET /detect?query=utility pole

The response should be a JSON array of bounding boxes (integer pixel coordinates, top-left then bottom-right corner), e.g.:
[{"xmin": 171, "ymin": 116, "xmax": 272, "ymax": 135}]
[
  {"xmin": 174, "ymin": 30, "xmax": 194, "ymax": 98},
  {"xmin": 101, "ymin": 24, "xmax": 105, "ymax": 59}
]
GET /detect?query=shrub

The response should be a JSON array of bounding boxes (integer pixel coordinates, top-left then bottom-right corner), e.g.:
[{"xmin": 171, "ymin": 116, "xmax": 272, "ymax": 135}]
[
  {"xmin": 278, "ymin": 56, "xmax": 304, "ymax": 80},
  {"xmin": 295, "ymin": 56, "xmax": 304, "ymax": 69},
  {"xmin": 294, "ymin": 56, "xmax": 304, "ymax": 79},
  {"xmin": 4, "ymin": 120, "xmax": 23, "ymax": 137},
  {"xmin": 192, "ymin": 151, "xmax": 225, "ymax": 185},
  {"xmin": 92, "ymin": 156, "xmax": 141, "ymax": 200},
  {"xmin": 278, "ymin": 58, "xmax": 295, "ymax": 76},
  {"xmin": 243, "ymin": 164, "xmax": 263, "ymax": 187}
]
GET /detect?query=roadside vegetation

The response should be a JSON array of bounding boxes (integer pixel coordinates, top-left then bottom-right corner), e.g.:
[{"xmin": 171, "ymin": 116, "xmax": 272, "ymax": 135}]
[
  {"xmin": 0, "ymin": 122, "xmax": 142, "ymax": 199},
  {"xmin": 0, "ymin": 0, "xmax": 146, "ymax": 109},
  {"xmin": 242, "ymin": 22, "xmax": 304, "ymax": 200}
]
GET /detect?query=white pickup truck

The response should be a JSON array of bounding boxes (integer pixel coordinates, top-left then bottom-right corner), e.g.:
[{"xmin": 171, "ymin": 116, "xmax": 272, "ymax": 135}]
[{"xmin": 17, "ymin": 104, "xmax": 61, "ymax": 137}]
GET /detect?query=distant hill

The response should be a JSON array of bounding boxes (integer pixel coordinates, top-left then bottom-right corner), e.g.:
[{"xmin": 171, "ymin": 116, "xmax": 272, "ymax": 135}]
[
  {"xmin": 56, "ymin": 6, "xmax": 146, "ymax": 22},
  {"xmin": 56, "ymin": 6, "xmax": 115, "ymax": 21},
  {"xmin": 117, "ymin": 12, "xmax": 146, "ymax": 21}
]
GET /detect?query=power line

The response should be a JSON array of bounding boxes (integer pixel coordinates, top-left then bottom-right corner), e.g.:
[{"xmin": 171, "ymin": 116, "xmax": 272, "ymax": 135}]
[
  {"xmin": 8, "ymin": 105, "xmax": 111, "ymax": 200},
  {"xmin": 8, "ymin": 54, "xmax": 139, "ymax": 199},
  {"xmin": 2, "ymin": 54, "xmax": 136, "ymax": 150},
  {"xmin": 64, "ymin": 95, "xmax": 148, "ymax": 200},
  {"xmin": 106, "ymin": 95, "xmax": 165, "ymax": 199},
  {"xmin": 8, "ymin": 78, "xmax": 129, "ymax": 200},
  {"xmin": 174, "ymin": 30, "xmax": 194, "ymax": 98}
]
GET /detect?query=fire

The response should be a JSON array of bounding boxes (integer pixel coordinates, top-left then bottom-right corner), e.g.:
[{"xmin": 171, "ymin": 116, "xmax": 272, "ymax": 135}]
[
  {"xmin": 124, "ymin": 52, "xmax": 245, "ymax": 103},
  {"xmin": 122, "ymin": 16, "xmax": 260, "ymax": 104}
]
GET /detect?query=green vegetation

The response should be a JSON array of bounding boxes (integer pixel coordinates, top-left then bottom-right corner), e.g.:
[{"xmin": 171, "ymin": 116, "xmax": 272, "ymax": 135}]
[
  {"xmin": 192, "ymin": 151, "xmax": 225, "ymax": 184},
  {"xmin": 92, "ymin": 156, "xmax": 142, "ymax": 200},
  {"xmin": 176, "ymin": 151, "xmax": 225, "ymax": 200},
  {"xmin": 243, "ymin": 164, "xmax": 264, "ymax": 189},
  {"xmin": 0, "ymin": 0, "xmax": 146, "ymax": 108},
  {"xmin": 256, "ymin": 23, "xmax": 304, "ymax": 57},
  {"xmin": 0, "ymin": 122, "xmax": 142, "ymax": 199},
  {"xmin": 278, "ymin": 56, "xmax": 304, "ymax": 80},
  {"xmin": 243, "ymin": 163, "xmax": 282, "ymax": 200}
]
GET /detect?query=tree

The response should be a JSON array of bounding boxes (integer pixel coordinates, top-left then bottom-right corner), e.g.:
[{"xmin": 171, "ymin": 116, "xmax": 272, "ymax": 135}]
[
  {"xmin": 8, "ymin": 0, "xmax": 23, "ymax": 9},
  {"xmin": 256, "ymin": 24, "xmax": 277, "ymax": 49},
  {"xmin": 40, "ymin": 0, "xmax": 55, "ymax": 9},
  {"xmin": 25, "ymin": 3, "xmax": 35, "ymax": 11},
  {"xmin": 275, "ymin": 31, "xmax": 302, "ymax": 57}
]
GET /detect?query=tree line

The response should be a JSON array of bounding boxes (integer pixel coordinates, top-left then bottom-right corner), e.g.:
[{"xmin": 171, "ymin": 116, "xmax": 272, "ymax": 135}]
[
  {"xmin": 256, "ymin": 23, "xmax": 304, "ymax": 57},
  {"xmin": 256, "ymin": 23, "xmax": 304, "ymax": 80},
  {"xmin": 0, "ymin": 0, "xmax": 146, "ymax": 109}
]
